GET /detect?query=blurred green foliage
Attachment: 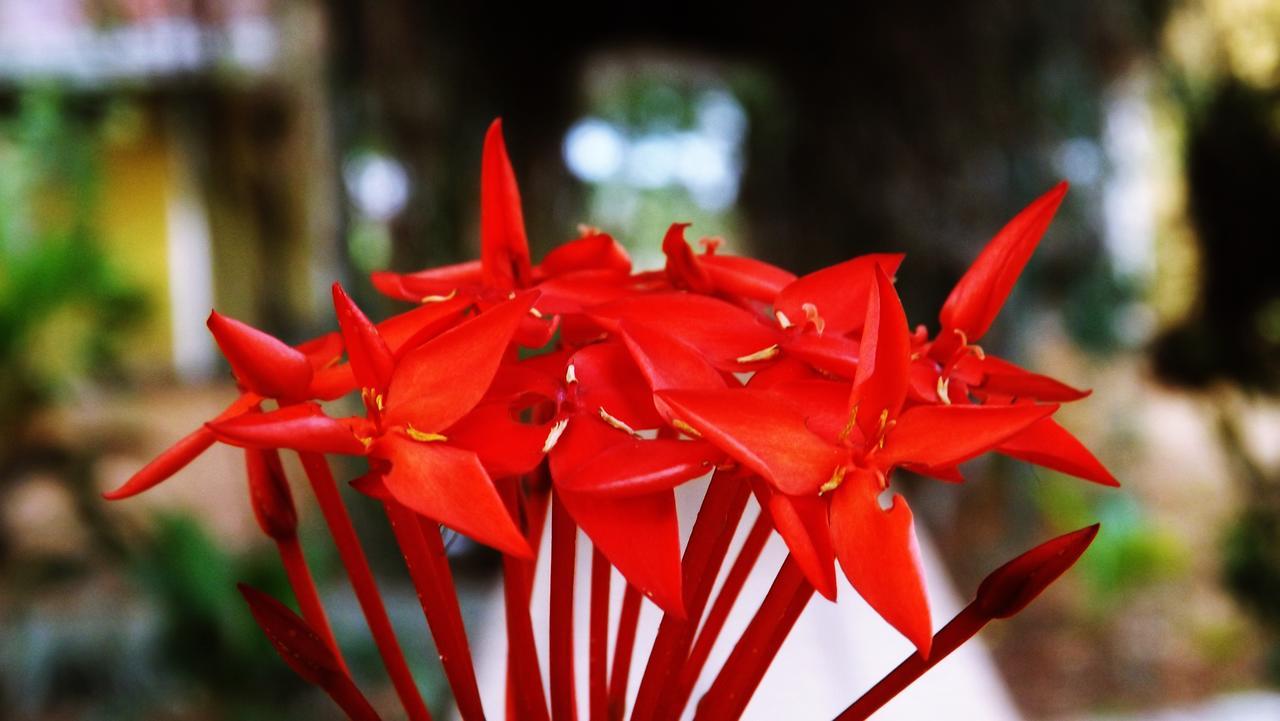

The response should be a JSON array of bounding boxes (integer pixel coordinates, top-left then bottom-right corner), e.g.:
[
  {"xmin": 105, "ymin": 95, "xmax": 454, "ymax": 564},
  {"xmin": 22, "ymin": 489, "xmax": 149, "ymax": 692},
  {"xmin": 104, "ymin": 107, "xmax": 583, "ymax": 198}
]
[
  {"xmin": 1035, "ymin": 475, "xmax": 1187, "ymax": 603},
  {"xmin": 0, "ymin": 88, "xmax": 143, "ymax": 437}
]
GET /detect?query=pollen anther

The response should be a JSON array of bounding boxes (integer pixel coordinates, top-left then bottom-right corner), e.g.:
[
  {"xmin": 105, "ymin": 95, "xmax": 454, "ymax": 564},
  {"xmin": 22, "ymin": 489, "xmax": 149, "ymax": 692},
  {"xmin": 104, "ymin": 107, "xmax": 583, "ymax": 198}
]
[
  {"xmin": 802, "ymin": 303, "xmax": 825, "ymax": 335},
  {"xmin": 598, "ymin": 407, "xmax": 640, "ymax": 437},
  {"xmin": 565, "ymin": 364, "xmax": 578, "ymax": 384},
  {"xmin": 672, "ymin": 418, "xmax": 703, "ymax": 438},
  {"xmin": 820, "ymin": 466, "xmax": 847, "ymax": 494},
  {"xmin": 542, "ymin": 418, "xmax": 569, "ymax": 453},
  {"xmin": 406, "ymin": 426, "xmax": 447, "ymax": 443},
  {"xmin": 775, "ymin": 310, "xmax": 794, "ymax": 329},
  {"xmin": 937, "ymin": 376, "xmax": 952, "ymax": 405},
  {"xmin": 420, "ymin": 289, "xmax": 458, "ymax": 303},
  {"xmin": 735, "ymin": 344, "xmax": 780, "ymax": 364}
]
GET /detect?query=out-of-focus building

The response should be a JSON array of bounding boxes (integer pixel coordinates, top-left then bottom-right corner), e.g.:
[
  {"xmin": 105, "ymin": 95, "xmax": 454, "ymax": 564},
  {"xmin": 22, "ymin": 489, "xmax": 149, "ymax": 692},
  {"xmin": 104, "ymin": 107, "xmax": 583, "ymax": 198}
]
[{"xmin": 0, "ymin": 0, "xmax": 339, "ymax": 379}]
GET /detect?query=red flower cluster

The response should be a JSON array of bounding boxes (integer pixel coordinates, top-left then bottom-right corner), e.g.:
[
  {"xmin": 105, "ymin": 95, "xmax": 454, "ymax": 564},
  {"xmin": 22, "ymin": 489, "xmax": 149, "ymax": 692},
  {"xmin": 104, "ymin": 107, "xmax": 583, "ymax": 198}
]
[{"xmin": 109, "ymin": 119, "xmax": 1112, "ymax": 720}]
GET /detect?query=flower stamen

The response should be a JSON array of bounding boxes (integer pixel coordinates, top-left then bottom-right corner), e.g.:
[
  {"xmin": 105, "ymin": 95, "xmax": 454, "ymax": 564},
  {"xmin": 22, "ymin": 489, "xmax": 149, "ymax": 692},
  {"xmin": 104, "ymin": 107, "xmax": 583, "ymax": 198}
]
[
  {"xmin": 420, "ymin": 289, "xmax": 458, "ymax": 304},
  {"xmin": 820, "ymin": 465, "xmax": 847, "ymax": 494},
  {"xmin": 406, "ymin": 426, "xmax": 447, "ymax": 443},
  {"xmin": 542, "ymin": 418, "xmax": 569, "ymax": 452},
  {"xmin": 736, "ymin": 344, "xmax": 780, "ymax": 364},
  {"xmin": 598, "ymin": 407, "xmax": 640, "ymax": 437}
]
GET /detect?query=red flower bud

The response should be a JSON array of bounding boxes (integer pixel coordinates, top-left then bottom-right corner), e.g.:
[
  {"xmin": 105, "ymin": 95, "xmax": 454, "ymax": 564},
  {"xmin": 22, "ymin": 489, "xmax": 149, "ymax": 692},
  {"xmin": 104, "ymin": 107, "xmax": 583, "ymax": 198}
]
[{"xmin": 976, "ymin": 523, "xmax": 1099, "ymax": 619}]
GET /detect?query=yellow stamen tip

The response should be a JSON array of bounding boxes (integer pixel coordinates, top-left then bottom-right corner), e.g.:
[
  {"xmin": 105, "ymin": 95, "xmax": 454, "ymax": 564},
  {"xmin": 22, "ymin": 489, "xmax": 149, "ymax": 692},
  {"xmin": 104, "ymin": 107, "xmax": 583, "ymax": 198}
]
[
  {"xmin": 542, "ymin": 418, "xmax": 569, "ymax": 453},
  {"xmin": 820, "ymin": 466, "xmax": 847, "ymax": 495},
  {"xmin": 406, "ymin": 426, "xmax": 447, "ymax": 443},
  {"xmin": 775, "ymin": 310, "xmax": 794, "ymax": 329},
  {"xmin": 802, "ymin": 303, "xmax": 825, "ymax": 335},
  {"xmin": 565, "ymin": 363, "xmax": 578, "ymax": 384},
  {"xmin": 672, "ymin": 418, "xmax": 703, "ymax": 438},
  {"xmin": 598, "ymin": 407, "xmax": 639, "ymax": 437},
  {"xmin": 735, "ymin": 344, "xmax": 780, "ymax": 364},
  {"xmin": 420, "ymin": 289, "xmax": 458, "ymax": 304},
  {"xmin": 937, "ymin": 376, "xmax": 952, "ymax": 405}
]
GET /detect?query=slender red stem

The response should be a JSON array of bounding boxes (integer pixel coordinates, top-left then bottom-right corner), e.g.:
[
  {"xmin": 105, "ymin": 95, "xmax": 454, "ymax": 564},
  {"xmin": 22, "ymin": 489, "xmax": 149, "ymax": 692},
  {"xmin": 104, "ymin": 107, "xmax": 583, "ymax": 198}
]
[
  {"xmin": 670, "ymin": 511, "xmax": 772, "ymax": 710},
  {"xmin": 589, "ymin": 548, "xmax": 610, "ymax": 721},
  {"xmin": 607, "ymin": 584, "xmax": 642, "ymax": 721},
  {"xmin": 383, "ymin": 501, "xmax": 487, "ymax": 721},
  {"xmin": 834, "ymin": 605, "xmax": 987, "ymax": 721},
  {"xmin": 277, "ymin": 535, "xmax": 348, "ymax": 674},
  {"xmin": 631, "ymin": 473, "xmax": 751, "ymax": 721},
  {"xmin": 692, "ymin": 557, "xmax": 814, "ymax": 721},
  {"xmin": 326, "ymin": 670, "xmax": 385, "ymax": 721},
  {"xmin": 298, "ymin": 451, "xmax": 432, "ymax": 721},
  {"xmin": 629, "ymin": 473, "xmax": 747, "ymax": 721},
  {"xmin": 499, "ymin": 480, "xmax": 551, "ymax": 721},
  {"xmin": 549, "ymin": 491, "xmax": 578, "ymax": 721}
]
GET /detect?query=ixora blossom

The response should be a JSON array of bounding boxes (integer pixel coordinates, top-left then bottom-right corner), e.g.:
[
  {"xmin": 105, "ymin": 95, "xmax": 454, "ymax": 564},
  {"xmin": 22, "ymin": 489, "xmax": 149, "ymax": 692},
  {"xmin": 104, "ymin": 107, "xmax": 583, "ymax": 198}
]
[{"xmin": 110, "ymin": 118, "xmax": 1115, "ymax": 720}]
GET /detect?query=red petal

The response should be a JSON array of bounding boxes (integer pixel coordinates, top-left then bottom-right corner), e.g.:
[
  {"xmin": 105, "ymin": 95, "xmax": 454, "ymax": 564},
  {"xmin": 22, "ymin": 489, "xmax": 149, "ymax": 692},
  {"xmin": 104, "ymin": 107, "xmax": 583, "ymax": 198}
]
[
  {"xmin": 309, "ymin": 363, "xmax": 357, "ymax": 402},
  {"xmin": 782, "ymin": 333, "xmax": 861, "ymax": 379},
  {"xmin": 297, "ymin": 332, "xmax": 345, "ymax": 371},
  {"xmin": 967, "ymin": 354, "xmax": 1091, "ymax": 402},
  {"xmin": 766, "ymin": 379, "xmax": 856, "ymax": 445},
  {"xmin": 662, "ymin": 223, "xmax": 714, "ymax": 294},
  {"xmin": 207, "ymin": 311, "xmax": 313, "ymax": 401},
  {"xmin": 209, "ymin": 403, "xmax": 368, "ymax": 456},
  {"xmin": 332, "ymin": 283, "xmax": 394, "ymax": 392},
  {"xmin": 976, "ymin": 523, "xmax": 1099, "ymax": 618},
  {"xmin": 774, "ymin": 253, "xmax": 904, "ymax": 335},
  {"xmin": 103, "ymin": 394, "xmax": 260, "ymax": 500},
  {"xmin": 700, "ymin": 254, "xmax": 797, "ymax": 303},
  {"xmin": 445, "ymin": 401, "xmax": 553, "ymax": 478},
  {"xmin": 570, "ymin": 342, "xmax": 662, "ymax": 430},
  {"xmin": 555, "ymin": 437, "xmax": 718, "ymax": 496},
  {"xmin": 879, "ymin": 403, "xmax": 1058, "ymax": 470},
  {"xmin": 907, "ymin": 358, "xmax": 941, "ymax": 404},
  {"xmin": 384, "ymin": 291, "xmax": 537, "ymax": 432},
  {"xmin": 539, "ymin": 232, "xmax": 631, "ymax": 277},
  {"xmin": 618, "ymin": 319, "xmax": 726, "ymax": 392},
  {"xmin": 514, "ymin": 311, "xmax": 560, "ymax": 349},
  {"xmin": 535, "ymin": 269, "xmax": 641, "ymax": 315},
  {"xmin": 376, "ymin": 294, "xmax": 471, "ymax": 354},
  {"xmin": 480, "ymin": 119, "xmax": 533, "ymax": 291},
  {"xmin": 548, "ymin": 412, "xmax": 619, "ymax": 482},
  {"xmin": 763, "ymin": 489, "xmax": 837, "ymax": 600},
  {"xmin": 238, "ymin": 583, "xmax": 344, "ymax": 687},
  {"xmin": 374, "ymin": 434, "xmax": 531, "ymax": 557},
  {"xmin": 939, "ymin": 182, "xmax": 1068, "ymax": 341},
  {"xmin": 370, "ymin": 262, "xmax": 483, "ymax": 303},
  {"xmin": 848, "ymin": 264, "xmax": 911, "ymax": 440},
  {"xmin": 998, "ymin": 417, "xmax": 1118, "ymax": 486},
  {"xmin": 830, "ymin": 470, "xmax": 932, "ymax": 656},
  {"xmin": 590, "ymin": 293, "xmax": 781, "ymax": 370},
  {"xmin": 656, "ymin": 389, "xmax": 845, "ymax": 496},
  {"xmin": 558, "ymin": 488, "xmax": 685, "ymax": 616},
  {"xmin": 745, "ymin": 356, "xmax": 822, "ymax": 390},
  {"xmin": 103, "ymin": 425, "xmax": 217, "ymax": 499}
]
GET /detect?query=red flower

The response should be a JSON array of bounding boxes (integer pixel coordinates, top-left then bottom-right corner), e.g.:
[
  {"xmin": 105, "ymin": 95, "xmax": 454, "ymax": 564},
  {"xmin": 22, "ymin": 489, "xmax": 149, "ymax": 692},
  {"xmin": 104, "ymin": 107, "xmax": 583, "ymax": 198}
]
[
  {"xmin": 451, "ymin": 338, "xmax": 720, "ymax": 615},
  {"xmin": 658, "ymin": 265, "xmax": 1055, "ymax": 656},
  {"xmin": 906, "ymin": 182, "xmax": 1118, "ymax": 487},
  {"xmin": 370, "ymin": 119, "xmax": 636, "ymax": 330},
  {"xmin": 210, "ymin": 285, "xmax": 535, "ymax": 557}
]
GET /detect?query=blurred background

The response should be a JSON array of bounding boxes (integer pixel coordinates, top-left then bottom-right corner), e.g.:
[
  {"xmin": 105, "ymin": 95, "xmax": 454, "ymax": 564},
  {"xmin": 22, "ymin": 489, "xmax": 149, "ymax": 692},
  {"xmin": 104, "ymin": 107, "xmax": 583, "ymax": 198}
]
[{"xmin": 1, "ymin": 0, "xmax": 1279, "ymax": 719}]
